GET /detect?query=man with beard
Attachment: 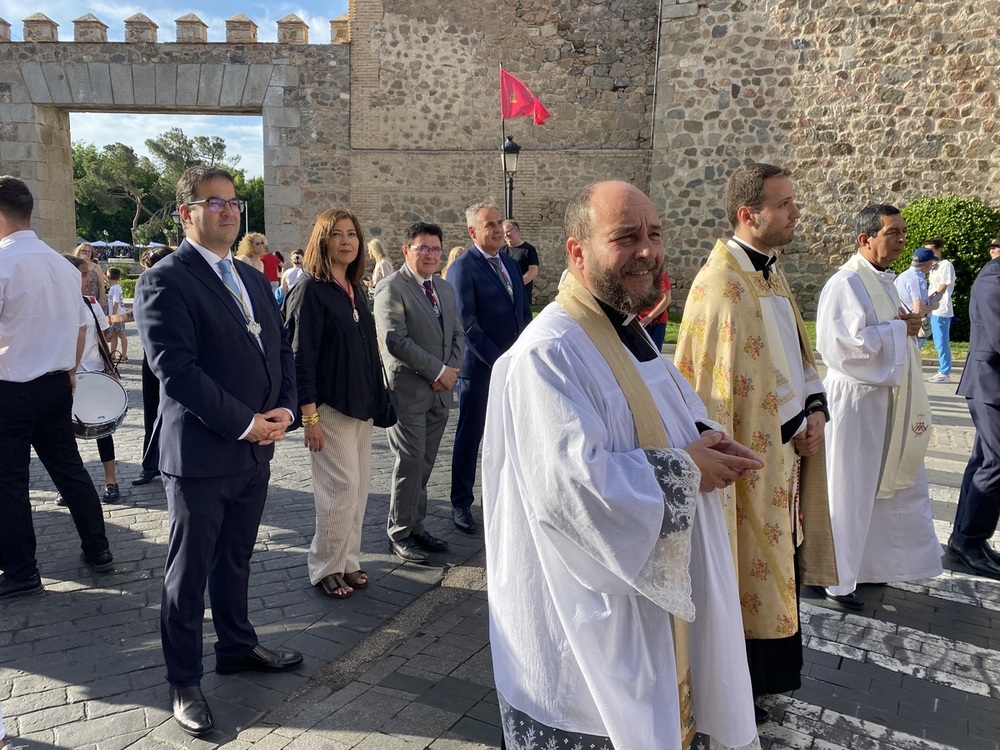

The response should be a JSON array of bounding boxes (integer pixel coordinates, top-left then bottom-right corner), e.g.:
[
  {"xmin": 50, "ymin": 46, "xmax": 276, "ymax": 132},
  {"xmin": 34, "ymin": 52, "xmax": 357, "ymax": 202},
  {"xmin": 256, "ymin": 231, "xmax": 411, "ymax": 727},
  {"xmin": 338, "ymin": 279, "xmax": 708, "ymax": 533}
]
[
  {"xmin": 674, "ymin": 163, "xmax": 837, "ymax": 724},
  {"xmin": 484, "ymin": 180, "xmax": 761, "ymax": 749},
  {"xmin": 446, "ymin": 202, "xmax": 531, "ymax": 534}
]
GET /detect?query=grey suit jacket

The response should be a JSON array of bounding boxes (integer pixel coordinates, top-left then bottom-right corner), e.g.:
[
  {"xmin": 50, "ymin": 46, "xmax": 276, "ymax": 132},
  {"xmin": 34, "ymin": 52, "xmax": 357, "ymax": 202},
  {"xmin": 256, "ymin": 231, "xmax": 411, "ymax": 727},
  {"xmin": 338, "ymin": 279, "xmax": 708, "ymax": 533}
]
[{"xmin": 373, "ymin": 263, "xmax": 465, "ymax": 410}]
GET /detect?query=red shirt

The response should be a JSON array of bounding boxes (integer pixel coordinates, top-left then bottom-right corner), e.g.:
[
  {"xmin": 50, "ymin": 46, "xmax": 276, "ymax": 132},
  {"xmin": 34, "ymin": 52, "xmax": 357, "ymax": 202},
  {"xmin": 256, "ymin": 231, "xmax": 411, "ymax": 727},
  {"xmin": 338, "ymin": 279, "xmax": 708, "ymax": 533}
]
[
  {"xmin": 638, "ymin": 273, "xmax": 671, "ymax": 325},
  {"xmin": 260, "ymin": 253, "xmax": 282, "ymax": 283}
]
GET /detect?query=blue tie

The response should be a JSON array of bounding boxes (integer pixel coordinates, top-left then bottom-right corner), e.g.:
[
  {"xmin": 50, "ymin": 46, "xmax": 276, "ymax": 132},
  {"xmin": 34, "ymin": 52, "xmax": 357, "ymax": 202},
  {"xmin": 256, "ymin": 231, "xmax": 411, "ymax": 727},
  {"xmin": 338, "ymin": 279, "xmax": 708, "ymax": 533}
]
[{"xmin": 219, "ymin": 259, "xmax": 249, "ymax": 322}]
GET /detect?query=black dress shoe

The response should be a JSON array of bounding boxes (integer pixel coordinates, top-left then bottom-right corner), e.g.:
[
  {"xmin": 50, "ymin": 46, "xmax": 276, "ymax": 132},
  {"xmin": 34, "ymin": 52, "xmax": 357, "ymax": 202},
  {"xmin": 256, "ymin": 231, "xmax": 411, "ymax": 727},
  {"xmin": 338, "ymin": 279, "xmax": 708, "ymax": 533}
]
[
  {"xmin": 823, "ymin": 589, "xmax": 864, "ymax": 610},
  {"xmin": 80, "ymin": 549, "xmax": 115, "ymax": 573},
  {"xmin": 390, "ymin": 537, "xmax": 430, "ymax": 563},
  {"xmin": 170, "ymin": 685, "xmax": 214, "ymax": 737},
  {"xmin": 132, "ymin": 469, "xmax": 161, "ymax": 486},
  {"xmin": 0, "ymin": 572, "xmax": 44, "ymax": 600},
  {"xmin": 216, "ymin": 644, "xmax": 303, "ymax": 674},
  {"xmin": 411, "ymin": 530, "xmax": 449, "ymax": 552},
  {"xmin": 453, "ymin": 506, "xmax": 476, "ymax": 534},
  {"xmin": 948, "ymin": 541, "xmax": 1000, "ymax": 580},
  {"xmin": 981, "ymin": 544, "xmax": 1000, "ymax": 567}
]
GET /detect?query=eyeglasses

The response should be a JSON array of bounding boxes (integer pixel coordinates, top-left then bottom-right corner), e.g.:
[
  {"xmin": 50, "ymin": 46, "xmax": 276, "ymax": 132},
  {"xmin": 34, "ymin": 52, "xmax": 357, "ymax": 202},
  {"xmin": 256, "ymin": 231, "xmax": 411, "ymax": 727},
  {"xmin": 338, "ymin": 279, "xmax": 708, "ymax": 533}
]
[
  {"xmin": 186, "ymin": 197, "xmax": 246, "ymax": 214},
  {"xmin": 410, "ymin": 245, "xmax": 442, "ymax": 256}
]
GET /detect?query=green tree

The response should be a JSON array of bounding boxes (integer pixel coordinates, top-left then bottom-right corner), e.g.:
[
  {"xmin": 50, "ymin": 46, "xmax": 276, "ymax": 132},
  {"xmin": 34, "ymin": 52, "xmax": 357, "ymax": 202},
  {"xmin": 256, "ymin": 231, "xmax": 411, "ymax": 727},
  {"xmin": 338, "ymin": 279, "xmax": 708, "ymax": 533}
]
[
  {"xmin": 74, "ymin": 142, "xmax": 169, "ymax": 244},
  {"xmin": 74, "ymin": 128, "xmax": 261, "ymax": 248},
  {"xmin": 233, "ymin": 173, "xmax": 265, "ymax": 237},
  {"xmin": 145, "ymin": 128, "xmax": 239, "ymax": 185},
  {"xmin": 72, "ymin": 142, "xmax": 142, "ymax": 244},
  {"xmin": 898, "ymin": 197, "xmax": 1000, "ymax": 340}
]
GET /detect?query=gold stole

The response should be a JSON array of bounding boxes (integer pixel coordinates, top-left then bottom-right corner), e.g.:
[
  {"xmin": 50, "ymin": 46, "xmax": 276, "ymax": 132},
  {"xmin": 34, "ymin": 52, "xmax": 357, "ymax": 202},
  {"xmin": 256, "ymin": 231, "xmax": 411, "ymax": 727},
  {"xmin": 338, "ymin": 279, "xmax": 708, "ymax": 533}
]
[
  {"xmin": 556, "ymin": 273, "xmax": 696, "ymax": 749},
  {"xmin": 842, "ymin": 254, "xmax": 932, "ymax": 497}
]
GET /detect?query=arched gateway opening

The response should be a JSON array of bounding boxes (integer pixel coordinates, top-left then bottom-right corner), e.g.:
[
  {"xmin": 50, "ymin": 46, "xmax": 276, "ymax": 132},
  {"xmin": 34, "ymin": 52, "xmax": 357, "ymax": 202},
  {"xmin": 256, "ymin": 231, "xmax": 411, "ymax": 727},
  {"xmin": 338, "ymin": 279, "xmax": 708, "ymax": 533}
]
[{"xmin": 0, "ymin": 11, "xmax": 351, "ymax": 255}]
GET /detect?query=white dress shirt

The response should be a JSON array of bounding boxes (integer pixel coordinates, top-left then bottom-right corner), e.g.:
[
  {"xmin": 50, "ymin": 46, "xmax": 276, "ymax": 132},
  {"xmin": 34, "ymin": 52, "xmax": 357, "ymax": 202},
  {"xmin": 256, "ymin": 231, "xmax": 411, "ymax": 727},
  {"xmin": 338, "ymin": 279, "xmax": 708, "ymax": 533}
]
[{"xmin": 0, "ymin": 230, "xmax": 87, "ymax": 382}]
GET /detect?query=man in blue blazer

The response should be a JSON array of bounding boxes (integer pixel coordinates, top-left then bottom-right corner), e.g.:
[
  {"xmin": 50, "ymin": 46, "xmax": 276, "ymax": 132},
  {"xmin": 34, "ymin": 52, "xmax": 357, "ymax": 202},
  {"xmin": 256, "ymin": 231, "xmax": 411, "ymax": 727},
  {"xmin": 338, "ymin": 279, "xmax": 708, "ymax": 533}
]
[
  {"xmin": 135, "ymin": 167, "xmax": 300, "ymax": 738},
  {"xmin": 949, "ymin": 252, "xmax": 1000, "ymax": 579},
  {"xmin": 446, "ymin": 202, "xmax": 532, "ymax": 533}
]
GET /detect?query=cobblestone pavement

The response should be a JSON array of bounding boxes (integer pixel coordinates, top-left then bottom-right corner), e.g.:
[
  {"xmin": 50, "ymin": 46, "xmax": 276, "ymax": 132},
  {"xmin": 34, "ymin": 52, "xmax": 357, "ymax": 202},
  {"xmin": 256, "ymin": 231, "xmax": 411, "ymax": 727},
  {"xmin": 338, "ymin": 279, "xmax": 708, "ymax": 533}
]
[{"xmin": 2, "ymin": 333, "xmax": 997, "ymax": 750}]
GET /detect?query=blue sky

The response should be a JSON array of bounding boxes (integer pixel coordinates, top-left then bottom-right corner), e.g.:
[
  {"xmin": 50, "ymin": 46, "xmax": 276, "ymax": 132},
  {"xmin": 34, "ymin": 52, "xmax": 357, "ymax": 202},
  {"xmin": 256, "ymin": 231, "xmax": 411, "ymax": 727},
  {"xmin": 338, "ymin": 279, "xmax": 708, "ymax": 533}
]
[{"xmin": 6, "ymin": 1, "xmax": 350, "ymax": 177}]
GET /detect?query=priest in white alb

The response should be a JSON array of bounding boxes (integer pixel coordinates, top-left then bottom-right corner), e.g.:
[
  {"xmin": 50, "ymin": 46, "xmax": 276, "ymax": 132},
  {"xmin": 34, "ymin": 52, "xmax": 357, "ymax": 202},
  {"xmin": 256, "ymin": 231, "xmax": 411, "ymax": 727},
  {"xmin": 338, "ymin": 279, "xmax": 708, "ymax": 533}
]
[
  {"xmin": 483, "ymin": 181, "xmax": 763, "ymax": 750},
  {"xmin": 816, "ymin": 204, "xmax": 943, "ymax": 602}
]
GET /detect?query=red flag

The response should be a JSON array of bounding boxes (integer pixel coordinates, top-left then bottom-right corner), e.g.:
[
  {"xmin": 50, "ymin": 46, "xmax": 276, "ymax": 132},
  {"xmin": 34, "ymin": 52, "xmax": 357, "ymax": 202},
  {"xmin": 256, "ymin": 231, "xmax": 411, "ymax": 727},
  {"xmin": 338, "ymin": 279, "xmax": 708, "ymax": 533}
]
[{"xmin": 500, "ymin": 69, "xmax": 551, "ymax": 125}]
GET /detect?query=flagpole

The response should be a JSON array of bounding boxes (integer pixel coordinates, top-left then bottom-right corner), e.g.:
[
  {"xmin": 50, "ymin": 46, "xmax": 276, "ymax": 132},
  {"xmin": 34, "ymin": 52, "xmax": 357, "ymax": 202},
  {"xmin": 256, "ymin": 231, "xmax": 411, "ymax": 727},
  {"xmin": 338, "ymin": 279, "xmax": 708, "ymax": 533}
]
[{"xmin": 500, "ymin": 63, "xmax": 508, "ymax": 217}]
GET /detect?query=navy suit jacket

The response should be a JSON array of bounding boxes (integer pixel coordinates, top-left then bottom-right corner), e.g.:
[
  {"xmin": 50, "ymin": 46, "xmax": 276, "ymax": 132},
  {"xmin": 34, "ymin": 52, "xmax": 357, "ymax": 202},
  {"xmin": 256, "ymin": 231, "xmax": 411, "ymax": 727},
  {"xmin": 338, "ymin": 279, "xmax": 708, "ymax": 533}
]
[
  {"xmin": 957, "ymin": 257, "xmax": 1000, "ymax": 406},
  {"xmin": 446, "ymin": 245, "xmax": 532, "ymax": 379},
  {"xmin": 134, "ymin": 240, "xmax": 297, "ymax": 478}
]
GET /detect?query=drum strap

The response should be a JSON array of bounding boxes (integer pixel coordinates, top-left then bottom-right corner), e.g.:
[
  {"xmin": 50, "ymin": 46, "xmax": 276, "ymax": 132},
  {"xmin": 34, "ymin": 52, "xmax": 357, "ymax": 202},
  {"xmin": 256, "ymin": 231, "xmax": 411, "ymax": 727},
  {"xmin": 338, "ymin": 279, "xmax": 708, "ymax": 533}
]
[{"xmin": 83, "ymin": 296, "xmax": 120, "ymax": 379}]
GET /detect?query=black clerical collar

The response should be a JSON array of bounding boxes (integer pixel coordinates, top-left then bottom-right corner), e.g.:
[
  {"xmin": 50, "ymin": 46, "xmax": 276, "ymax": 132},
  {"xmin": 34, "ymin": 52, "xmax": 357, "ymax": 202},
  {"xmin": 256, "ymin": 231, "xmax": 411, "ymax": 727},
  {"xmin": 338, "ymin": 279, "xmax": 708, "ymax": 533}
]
[
  {"xmin": 732, "ymin": 237, "xmax": 777, "ymax": 279},
  {"xmin": 594, "ymin": 297, "xmax": 659, "ymax": 362}
]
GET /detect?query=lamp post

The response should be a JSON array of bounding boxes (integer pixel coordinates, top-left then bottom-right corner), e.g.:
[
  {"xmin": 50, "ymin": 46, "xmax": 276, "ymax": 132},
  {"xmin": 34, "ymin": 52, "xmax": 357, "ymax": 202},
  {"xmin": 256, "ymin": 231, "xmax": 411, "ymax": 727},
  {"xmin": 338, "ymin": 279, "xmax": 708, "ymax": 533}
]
[
  {"xmin": 501, "ymin": 135, "xmax": 521, "ymax": 219},
  {"xmin": 169, "ymin": 208, "xmax": 181, "ymax": 247}
]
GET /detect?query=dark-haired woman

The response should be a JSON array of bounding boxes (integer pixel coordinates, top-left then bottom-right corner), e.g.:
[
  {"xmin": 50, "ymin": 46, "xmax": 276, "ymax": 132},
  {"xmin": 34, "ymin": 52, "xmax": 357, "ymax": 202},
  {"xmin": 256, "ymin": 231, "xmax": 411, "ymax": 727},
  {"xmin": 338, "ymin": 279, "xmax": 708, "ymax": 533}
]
[{"xmin": 282, "ymin": 208, "xmax": 382, "ymax": 599}]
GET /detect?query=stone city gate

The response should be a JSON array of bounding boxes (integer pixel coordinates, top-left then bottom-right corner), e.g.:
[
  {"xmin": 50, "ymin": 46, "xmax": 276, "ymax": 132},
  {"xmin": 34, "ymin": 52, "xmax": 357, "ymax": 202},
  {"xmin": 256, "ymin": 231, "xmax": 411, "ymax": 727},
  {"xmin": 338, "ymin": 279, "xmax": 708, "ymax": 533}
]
[{"xmin": 0, "ymin": 11, "xmax": 352, "ymax": 256}]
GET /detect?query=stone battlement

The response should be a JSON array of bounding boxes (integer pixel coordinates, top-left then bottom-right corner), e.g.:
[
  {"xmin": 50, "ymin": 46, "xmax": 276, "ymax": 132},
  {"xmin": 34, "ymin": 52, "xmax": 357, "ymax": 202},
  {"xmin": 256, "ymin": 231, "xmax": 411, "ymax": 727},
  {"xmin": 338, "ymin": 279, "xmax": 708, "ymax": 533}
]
[{"xmin": 0, "ymin": 11, "xmax": 351, "ymax": 45}]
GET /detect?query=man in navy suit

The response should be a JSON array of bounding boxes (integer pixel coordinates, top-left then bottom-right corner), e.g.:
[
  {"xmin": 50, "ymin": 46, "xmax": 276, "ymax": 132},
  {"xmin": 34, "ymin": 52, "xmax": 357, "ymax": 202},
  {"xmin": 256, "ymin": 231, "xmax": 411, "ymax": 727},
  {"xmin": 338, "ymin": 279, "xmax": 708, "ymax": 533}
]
[
  {"xmin": 949, "ymin": 252, "xmax": 1000, "ymax": 579},
  {"xmin": 446, "ymin": 202, "xmax": 532, "ymax": 533},
  {"xmin": 135, "ymin": 167, "xmax": 300, "ymax": 738}
]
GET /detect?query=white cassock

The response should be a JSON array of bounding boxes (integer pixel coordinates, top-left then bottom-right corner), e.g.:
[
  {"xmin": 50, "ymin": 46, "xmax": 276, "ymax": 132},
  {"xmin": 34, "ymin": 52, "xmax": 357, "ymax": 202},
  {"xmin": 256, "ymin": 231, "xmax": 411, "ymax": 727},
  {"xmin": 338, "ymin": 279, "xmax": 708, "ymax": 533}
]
[
  {"xmin": 483, "ymin": 303, "xmax": 757, "ymax": 750},
  {"xmin": 816, "ymin": 260, "xmax": 943, "ymax": 597}
]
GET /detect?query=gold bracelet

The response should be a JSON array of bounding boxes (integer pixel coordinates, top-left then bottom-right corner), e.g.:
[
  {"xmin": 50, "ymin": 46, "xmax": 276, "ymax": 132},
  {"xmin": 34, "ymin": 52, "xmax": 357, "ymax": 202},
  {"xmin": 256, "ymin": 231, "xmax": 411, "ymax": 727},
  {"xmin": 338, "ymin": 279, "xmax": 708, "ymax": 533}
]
[{"xmin": 301, "ymin": 412, "xmax": 320, "ymax": 427}]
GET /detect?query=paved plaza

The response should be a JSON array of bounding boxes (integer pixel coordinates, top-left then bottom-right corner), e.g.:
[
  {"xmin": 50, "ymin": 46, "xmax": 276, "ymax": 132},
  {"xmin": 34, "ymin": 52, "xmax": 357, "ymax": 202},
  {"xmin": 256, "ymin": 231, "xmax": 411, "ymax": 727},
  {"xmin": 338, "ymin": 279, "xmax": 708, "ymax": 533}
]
[{"xmin": 1, "ymin": 331, "xmax": 998, "ymax": 750}]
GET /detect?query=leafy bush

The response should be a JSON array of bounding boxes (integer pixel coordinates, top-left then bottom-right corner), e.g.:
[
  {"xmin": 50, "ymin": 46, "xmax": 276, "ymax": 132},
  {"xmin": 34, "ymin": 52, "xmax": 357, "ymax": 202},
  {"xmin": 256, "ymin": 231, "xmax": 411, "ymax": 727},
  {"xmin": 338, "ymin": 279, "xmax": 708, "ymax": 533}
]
[
  {"xmin": 896, "ymin": 197, "xmax": 1000, "ymax": 341},
  {"xmin": 120, "ymin": 277, "xmax": 136, "ymax": 299}
]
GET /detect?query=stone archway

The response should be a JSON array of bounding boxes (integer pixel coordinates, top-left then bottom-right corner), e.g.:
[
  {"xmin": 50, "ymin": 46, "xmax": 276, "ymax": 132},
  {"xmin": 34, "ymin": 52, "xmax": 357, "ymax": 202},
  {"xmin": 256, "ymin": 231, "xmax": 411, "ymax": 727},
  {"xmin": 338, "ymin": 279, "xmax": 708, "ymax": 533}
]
[{"xmin": 0, "ymin": 11, "xmax": 351, "ymax": 254}]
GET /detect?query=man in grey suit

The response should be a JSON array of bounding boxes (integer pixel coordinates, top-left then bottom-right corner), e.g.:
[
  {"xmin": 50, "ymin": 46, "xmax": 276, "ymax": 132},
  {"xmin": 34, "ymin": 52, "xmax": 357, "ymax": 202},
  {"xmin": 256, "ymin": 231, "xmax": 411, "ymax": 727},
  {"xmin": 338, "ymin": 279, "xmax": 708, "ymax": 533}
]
[{"xmin": 375, "ymin": 222, "xmax": 465, "ymax": 563}]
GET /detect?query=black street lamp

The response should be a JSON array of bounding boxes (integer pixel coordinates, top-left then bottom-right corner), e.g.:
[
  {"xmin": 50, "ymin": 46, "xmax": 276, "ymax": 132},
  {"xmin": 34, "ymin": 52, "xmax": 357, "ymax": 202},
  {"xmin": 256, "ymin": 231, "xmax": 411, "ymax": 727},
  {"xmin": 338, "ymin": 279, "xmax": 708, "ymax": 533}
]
[
  {"xmin": 169, "ymin": 208, "xmax": 182, "ymax": 246},
  {"xmin": 501, "ymin": 135, "xmax": 521, "ymax": 219}
]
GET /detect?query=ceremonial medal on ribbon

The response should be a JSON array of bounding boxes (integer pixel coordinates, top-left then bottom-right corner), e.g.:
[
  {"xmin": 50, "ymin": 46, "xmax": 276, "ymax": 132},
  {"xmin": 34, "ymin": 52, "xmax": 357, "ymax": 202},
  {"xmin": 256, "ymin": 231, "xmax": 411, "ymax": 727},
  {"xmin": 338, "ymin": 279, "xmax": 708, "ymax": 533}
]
[{"xmin": 247, "ymin": 320, "xmax": 262, "ymax": 336}]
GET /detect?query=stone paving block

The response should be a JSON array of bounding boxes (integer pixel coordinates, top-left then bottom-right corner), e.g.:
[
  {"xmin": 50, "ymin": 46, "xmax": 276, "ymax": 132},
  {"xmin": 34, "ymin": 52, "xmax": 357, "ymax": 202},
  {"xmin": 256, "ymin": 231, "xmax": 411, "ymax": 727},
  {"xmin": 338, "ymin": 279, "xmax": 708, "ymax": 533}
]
[
  {"xmin": 432, "ymin": 677, "xmax": 492, "ymax": 701},
  {"xmin": 808, "ymin": 663, "xmax": 873, "ymax": 692},
  {"xmin": 465, "ymin": 700, "xmax": 500, "ymax": 727},
  {"xmin": 414, "ymin": 685, "xmax": 479, "ymax": 715},
  {"xmin": 379, "ymin": 672, "xmax": 437, "ymax": 695},
  {"xmin": 358, "ymin": 655, "xmax": 408, "ymax": 686},
  {"xmin": 52, "ymin": 707, "xmax": 149, "ymax": 746},
  {"xmin": 381, "ymin": 702, "xmax": 462, "ymax": 739},
  {"xmin": 446, "ymin": 716, "xmax": 502, "ymax": 747}
]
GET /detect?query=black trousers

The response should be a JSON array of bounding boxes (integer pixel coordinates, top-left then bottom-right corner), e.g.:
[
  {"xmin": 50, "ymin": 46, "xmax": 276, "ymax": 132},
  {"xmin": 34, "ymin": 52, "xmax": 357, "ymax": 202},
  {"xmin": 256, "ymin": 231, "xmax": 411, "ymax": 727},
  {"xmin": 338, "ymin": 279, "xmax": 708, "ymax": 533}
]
[
  {"xmin": 0, "ymin": 372, "xmax": 109, "ymax": 581},
  {"xmin": 952, "ymin": 399, "xmax": 1000, "ymax": 546},
  {"xmin": 140, "ymin": 355, "xmax": 160, "ymax": 471},
  {"xmin": 160, "ymin": 463, "xmax": 270, "ymax": 688}
]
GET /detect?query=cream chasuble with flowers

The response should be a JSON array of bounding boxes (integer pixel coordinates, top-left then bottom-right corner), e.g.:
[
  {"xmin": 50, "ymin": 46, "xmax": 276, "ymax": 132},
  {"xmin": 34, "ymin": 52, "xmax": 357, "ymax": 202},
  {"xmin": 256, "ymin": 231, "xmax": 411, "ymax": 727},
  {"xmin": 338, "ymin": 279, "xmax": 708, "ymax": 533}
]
[{"xmin": 675, "ymin": 239, "xmax": 837, "ymax": 639}]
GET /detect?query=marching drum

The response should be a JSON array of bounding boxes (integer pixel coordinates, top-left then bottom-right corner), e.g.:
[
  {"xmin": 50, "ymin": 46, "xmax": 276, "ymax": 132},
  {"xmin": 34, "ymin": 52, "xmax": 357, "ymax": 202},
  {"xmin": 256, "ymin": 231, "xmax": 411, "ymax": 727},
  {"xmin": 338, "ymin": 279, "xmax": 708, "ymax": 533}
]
[{"xmin": 72, "ymin": 372, "xmax": 129, "ymax": 439}]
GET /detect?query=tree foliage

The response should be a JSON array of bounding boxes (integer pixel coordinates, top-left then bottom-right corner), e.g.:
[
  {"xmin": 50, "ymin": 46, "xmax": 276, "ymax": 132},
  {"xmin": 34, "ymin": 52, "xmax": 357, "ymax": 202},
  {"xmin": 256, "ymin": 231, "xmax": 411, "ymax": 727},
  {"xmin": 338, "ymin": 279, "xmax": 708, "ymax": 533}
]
[
  {"xmin": 897, "ymin": 196, "xmax": 1000, "ymax": 341},
  {"xmin": 74, "ymin": 142, "xmax": 167, "ymax": 244},
  {"xmin": 74, "ymin": 128, "xmax": 259, "ymax": 248}
]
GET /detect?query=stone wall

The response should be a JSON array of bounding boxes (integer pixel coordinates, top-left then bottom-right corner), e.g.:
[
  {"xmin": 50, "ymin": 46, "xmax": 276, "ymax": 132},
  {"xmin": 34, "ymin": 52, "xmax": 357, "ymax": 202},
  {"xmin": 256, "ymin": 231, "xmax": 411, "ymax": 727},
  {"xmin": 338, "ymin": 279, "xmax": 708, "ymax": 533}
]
[
  {"xmin": 652, "ymin": 0, "xmax": 1000, "ymax": 309},
  {"xmin": 348, "ymin": 0, "xmax": 660, "ymax": 299},
  {"xmin": 2, "ymin": 1, "xmax": 999, "ymax": 310}
]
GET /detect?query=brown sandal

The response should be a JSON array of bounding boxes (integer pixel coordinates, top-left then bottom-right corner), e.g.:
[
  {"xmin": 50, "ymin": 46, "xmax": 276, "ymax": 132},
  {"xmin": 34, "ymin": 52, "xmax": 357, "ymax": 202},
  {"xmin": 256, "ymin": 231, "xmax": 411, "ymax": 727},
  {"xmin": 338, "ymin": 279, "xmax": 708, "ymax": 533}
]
[
  {"xmin": 343, "ymin": 570, "xmax": 368, "ymax": 590},
  {"xmin": 317, "ymin": 573, "xmax": 353, "ymax": 599}
]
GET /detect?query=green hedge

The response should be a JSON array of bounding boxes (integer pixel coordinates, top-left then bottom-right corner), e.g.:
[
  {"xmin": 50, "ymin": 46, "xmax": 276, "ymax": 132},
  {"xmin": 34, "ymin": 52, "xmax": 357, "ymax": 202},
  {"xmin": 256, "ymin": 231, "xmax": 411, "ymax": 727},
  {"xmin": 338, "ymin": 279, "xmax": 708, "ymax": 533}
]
[
  {"xmin": 894, "ymin": 196, "xmax": 1000, "ymax": 341},
  {"xmin": 120, "ymin": 277, "xmax": 136, "ymax": 299}
]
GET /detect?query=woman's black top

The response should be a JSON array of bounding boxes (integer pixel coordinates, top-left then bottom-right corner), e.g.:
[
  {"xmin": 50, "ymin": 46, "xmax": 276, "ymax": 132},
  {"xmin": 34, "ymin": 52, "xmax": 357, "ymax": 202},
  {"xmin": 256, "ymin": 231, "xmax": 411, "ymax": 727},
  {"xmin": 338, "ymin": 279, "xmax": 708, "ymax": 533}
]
[{"xmin": 282, "ymin": 273, "xmax": 380, "ymax": 422}]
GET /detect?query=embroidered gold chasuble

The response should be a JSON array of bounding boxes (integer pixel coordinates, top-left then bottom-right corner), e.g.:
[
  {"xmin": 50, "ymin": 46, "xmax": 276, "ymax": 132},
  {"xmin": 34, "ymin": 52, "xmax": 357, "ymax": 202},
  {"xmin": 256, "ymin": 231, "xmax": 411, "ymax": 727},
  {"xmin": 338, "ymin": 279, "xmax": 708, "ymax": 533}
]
[{"xmin": 675, "ymin": 240, "xmax": 838, "ymax": 639}]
